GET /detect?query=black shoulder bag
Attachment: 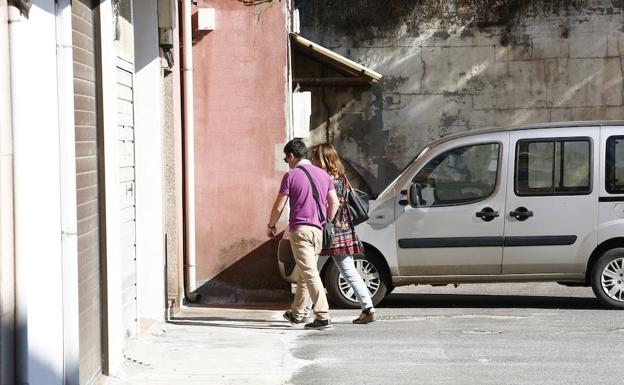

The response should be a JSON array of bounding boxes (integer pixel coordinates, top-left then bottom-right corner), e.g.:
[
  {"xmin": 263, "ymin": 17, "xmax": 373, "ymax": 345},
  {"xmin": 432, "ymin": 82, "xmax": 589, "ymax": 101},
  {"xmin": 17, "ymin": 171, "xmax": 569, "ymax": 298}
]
[
  {"xmin": 297, "ymin": 166, "xmax": 335, "ymax": 249},
  {"xmin": 345, "ymin": 177, "xmax": 370, "ymax": 226}
]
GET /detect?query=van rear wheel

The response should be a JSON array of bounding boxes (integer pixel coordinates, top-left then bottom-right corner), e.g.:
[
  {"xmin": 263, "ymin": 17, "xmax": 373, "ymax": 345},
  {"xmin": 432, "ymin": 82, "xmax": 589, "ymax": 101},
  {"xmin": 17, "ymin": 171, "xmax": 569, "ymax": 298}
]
[
  {"xmin": 324, "ymin": 253, "xmax": 389, "ymax": 309},
  {"xmin": 591, "ymin": 248, "xmax": 624, "ymax": 309}
]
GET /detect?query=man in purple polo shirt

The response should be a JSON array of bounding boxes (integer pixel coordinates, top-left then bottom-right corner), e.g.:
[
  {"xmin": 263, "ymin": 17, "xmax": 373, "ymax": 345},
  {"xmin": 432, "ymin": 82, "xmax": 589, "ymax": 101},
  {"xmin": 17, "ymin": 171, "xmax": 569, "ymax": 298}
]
[{"xmin": 267, "ymin": 138, "xmax": 339, "ymax": 330}]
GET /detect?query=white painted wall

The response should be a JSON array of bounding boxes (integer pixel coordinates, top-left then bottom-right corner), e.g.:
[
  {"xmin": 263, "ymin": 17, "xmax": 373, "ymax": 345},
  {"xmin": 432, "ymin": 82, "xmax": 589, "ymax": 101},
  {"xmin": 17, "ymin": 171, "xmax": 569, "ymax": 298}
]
[
  {"xmin": 292, "ymin": 91, "xmax": 311, "ymax": 138},
  {"xmin": 10, "ymin": 1, "xmax": 65, "ymax": 383},
  {"xmin": 132, "ymin": 0, "xmax": 166, "ymax": 323}
]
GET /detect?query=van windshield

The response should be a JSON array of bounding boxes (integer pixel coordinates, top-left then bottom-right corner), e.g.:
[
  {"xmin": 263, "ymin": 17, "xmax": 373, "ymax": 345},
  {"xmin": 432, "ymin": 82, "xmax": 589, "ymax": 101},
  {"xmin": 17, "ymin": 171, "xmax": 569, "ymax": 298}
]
[{"xmin": 377, "ymin": 146, "xmax": 431, "ymax": 200}]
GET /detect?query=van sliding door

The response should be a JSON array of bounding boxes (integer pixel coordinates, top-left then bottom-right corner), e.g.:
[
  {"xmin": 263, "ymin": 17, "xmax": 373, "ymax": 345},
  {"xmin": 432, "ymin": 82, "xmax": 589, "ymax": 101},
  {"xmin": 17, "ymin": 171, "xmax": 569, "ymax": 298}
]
[{"xmin": 502, "ymin": 128, "xmax": 599, "ymax": 274}]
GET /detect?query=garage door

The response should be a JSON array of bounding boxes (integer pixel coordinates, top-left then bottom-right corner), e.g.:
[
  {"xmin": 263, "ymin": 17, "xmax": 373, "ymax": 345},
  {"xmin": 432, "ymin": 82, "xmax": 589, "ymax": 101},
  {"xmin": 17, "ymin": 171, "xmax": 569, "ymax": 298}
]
[
  {"xmin": 115, "ymin": 0, "xmax": 138, "ymax": 341},
  {"xmin": 117, "ymin": 57, "xmax": 138, "ymax": 340}
]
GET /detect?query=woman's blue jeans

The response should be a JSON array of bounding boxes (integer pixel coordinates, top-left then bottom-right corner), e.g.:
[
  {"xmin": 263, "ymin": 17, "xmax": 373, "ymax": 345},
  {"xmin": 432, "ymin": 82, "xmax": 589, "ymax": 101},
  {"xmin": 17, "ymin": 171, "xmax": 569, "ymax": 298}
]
[
  {"xmin": 304, "ymin": 254, "xmax": 374, "ymax": 314},
  {"xmin": 333, "ymin": 255, "xmax": 374, "ymax": 310}
]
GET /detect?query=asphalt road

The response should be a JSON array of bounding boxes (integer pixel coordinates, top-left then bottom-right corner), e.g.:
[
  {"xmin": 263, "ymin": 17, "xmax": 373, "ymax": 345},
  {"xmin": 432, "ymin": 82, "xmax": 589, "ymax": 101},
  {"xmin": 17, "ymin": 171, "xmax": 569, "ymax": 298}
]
[{"xmin": 289, "ymin": 283, "xmax": 624, "ymax": 385}]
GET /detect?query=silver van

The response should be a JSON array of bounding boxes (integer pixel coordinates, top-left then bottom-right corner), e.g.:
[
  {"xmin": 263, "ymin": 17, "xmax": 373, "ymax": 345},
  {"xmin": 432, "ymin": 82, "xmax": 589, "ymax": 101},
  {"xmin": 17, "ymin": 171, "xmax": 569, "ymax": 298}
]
[{"xmin": 280, "ymin": 121, "xmax": 624, "ymax": 309}]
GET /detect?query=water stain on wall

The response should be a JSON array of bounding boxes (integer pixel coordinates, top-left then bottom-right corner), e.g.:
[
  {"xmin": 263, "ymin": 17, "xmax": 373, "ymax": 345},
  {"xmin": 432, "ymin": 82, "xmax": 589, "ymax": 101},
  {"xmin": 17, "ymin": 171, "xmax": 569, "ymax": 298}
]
[{"xmin": 299, "ymin": 0, "xmax": 624, "ymax": 196}]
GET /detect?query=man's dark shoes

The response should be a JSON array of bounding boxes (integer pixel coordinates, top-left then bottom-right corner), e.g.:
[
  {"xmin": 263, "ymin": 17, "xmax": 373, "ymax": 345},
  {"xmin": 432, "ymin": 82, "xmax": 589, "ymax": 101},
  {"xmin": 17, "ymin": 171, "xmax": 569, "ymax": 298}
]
[
  {"xmin": 283, "ymin": 310, "xmax": 308, "ymax": 325},
  {"xmin": 304, "ymin": 318, "xmax": 332, "ymax": 330}
]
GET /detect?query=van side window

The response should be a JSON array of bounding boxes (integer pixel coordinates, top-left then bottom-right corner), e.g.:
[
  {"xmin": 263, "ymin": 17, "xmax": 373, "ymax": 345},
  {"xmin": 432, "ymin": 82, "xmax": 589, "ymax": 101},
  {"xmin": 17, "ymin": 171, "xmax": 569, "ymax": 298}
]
[
  {"xmin": 515, "ymin": 138, "xmax": 591, "ymax": 196},
  {"xmin": 412, "ymin": 143, "xmax": 499, "ymax": 207},
  {"xmin": 606, "ymin": 136, "xmax": 624, "ymax": 194}
]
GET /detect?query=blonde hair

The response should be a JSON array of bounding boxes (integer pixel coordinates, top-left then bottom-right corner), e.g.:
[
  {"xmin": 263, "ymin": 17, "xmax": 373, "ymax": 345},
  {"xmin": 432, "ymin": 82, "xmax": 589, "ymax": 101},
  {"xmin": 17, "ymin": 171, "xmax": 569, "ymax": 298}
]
[{"xmin": 312, "ymin": 143, "xmax": 346, "ymax": 177}]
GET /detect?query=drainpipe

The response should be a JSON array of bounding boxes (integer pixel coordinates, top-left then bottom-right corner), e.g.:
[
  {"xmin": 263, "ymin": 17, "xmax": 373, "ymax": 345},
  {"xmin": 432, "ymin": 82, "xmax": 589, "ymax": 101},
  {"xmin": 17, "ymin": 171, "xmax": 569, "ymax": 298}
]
[
  {"xmin": 0, "ymin": 1, "xmax": 15, "ymax": 383},
  {"xmin": 182, "ymin": 0, "xmax": 198, "ymax": 301},
  {"xmin": 55, "ymin": 0, "xmax": 80, "ymax": 383},
  {"xmin": 6, "ymin": 4, "xmax": 26, "ymax": 382}
]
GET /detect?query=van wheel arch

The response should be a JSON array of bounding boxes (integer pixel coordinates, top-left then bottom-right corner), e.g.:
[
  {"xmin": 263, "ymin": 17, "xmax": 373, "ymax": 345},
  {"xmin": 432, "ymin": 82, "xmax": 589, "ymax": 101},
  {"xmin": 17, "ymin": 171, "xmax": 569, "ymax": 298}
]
[
  {"xmin": 320, "ymin": 243, "xmax": 394, "ymax": 308},
  {"xmin": 587, "ymin": 238, "xmax": 624, "ymax": 283}
]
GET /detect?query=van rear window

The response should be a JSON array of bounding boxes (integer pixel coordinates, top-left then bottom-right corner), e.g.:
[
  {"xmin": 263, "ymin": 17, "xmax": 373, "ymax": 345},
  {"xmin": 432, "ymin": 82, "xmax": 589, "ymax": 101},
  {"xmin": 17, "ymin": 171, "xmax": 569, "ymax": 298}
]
[
  {"xmin": 606, "ymin": 136, "xmax": 624, "ymax": 194},
  {"xmin": 515, "ymin": 138, "xmax": 591, "ymax": 196}
]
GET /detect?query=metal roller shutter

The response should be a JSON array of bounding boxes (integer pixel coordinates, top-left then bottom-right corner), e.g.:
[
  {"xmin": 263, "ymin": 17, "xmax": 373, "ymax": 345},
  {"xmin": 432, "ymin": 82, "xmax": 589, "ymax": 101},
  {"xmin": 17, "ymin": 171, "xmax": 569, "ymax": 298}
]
[
  {"xmin": 117, "ymin": 56, "xmax": 138, "ymax": 340},
  {"xmin": 72, "ymin": 0, "xmax": 103, "ymax": 384}
]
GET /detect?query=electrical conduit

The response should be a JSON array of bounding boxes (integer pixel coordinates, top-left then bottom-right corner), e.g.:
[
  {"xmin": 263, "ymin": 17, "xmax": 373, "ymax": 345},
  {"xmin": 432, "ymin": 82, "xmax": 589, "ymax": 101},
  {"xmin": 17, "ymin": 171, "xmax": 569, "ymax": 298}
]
[
  {"xmin": 0, "ymin": 1, "xmax": 15, "ymax": 383},
  {"xmin": 182, "ymin": 0, "xmax": 198, "ymax": 301}
]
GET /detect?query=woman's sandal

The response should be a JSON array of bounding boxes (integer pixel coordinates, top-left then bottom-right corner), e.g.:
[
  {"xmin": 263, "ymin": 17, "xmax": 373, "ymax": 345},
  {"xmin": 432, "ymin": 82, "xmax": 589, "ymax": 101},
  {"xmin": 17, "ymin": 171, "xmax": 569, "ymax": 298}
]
[{"xmin": 352, "ymin": 307, "xmax": 376, "ymax": 324}]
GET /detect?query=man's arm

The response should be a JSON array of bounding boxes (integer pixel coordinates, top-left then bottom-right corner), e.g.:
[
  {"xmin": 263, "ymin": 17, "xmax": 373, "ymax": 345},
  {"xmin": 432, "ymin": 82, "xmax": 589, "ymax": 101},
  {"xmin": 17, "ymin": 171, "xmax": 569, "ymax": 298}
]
[
  {"xmin": 267, "ymin": 193, "xmax": 288, "ymax": 237},
  {"xmin": 326, "ymin": 189, "xmax": 339, "ymax": 222}
]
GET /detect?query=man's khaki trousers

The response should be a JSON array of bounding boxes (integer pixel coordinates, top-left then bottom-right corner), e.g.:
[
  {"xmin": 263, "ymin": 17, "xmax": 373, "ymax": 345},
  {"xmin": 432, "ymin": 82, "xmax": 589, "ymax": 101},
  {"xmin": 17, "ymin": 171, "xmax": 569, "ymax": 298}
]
[{"xmin": 289, "ymin": 225, "xmax": 330, "ymax": 320}]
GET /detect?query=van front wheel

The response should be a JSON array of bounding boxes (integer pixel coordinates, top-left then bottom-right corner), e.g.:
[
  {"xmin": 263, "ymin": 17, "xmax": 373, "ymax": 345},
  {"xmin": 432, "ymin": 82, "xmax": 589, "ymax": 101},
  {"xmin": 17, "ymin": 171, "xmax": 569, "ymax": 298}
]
[
  {"xmin": 324, "ymin": 253, "xmax": 389, "ymax": 309},
  {"xmin": 591, "ymin": 248, "xmax": 624, "ymax": 309}
]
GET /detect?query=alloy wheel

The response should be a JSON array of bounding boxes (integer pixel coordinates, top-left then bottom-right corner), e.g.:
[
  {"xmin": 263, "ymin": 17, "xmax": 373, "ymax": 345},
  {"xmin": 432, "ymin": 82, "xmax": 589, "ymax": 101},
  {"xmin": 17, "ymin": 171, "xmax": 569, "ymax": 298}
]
[
  {"xmin": 601, "ymin": 257, "xmax": 624, "ymax": 302},
  {"xmin": 338, "ymin": 259, "xmax": 381, "ymax": 303}
]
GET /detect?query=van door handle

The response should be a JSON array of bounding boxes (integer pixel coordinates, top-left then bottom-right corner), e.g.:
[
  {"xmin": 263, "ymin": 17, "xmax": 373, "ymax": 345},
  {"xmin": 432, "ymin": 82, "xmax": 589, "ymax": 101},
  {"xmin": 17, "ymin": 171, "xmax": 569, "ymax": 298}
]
[
  {"xmin": 476, "ymin": 207, "xmax": 499, "ymax": 222},
  {"xmin": 509, "ymin": 207, "xmax": 533, "ymax": 221}
]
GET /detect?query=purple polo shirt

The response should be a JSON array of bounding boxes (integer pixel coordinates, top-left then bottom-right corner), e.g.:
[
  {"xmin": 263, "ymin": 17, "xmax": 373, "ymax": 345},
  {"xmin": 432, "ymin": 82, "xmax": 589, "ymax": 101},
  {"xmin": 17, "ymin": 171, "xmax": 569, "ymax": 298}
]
[{"xmin": 279, "ymin": 162, "xmax": 334, "ymax": 231}]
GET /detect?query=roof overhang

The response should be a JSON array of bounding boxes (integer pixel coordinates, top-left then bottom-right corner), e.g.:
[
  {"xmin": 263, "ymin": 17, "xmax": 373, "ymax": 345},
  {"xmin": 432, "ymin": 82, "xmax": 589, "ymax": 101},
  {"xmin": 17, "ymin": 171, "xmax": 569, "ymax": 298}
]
[{"xmin": 290, "ymin": 33, "xmax": 382, "ymax": 87}]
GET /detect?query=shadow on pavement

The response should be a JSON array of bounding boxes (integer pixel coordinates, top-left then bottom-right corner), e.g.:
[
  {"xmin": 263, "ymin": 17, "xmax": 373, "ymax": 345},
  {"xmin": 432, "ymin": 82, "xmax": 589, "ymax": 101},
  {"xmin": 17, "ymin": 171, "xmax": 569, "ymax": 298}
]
[
  {"xmin": 168, "ymin": 316, "xmax": 299, "ymax": 330},
  {"xmin": 183, "ymin": 302, "xmax": 289, "ymax": 310},
  {"xmin": 379, "ymin": 293, "xmax": 607, "ymax": 310}
]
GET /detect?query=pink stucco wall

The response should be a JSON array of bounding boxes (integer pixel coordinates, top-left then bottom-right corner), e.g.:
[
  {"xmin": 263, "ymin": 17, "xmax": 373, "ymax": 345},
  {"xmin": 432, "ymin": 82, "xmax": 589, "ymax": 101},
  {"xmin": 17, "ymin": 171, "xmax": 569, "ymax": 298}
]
[{"xmin": 192, "ymin": 0, "xmax": 289, "ymax": 292}]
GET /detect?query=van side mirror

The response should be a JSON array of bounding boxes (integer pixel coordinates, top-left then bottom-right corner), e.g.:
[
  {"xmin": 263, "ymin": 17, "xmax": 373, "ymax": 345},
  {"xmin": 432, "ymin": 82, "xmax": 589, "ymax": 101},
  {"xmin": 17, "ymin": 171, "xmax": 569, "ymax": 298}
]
[{"xmin": 407, "ymin": 183, "xmax": 422, "ymax": 207}]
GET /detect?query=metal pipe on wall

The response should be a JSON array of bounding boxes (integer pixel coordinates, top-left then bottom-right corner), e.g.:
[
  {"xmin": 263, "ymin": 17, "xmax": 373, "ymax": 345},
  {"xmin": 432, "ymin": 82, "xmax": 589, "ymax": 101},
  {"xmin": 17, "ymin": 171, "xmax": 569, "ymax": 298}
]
[
  {"xmin": 55, "ymin": 0, "xmax": 80, "ymax": 383},
  {"xmin": 6, "ymin": 4, "xmax": 26, "ymax": 382},
  {"xmin": 171, "ymin": 0, "xmax": 185, "ymax": 312},
  {"xmin": 0, "ymin": 1, "xmax": 16, "ymax": 383},
  {"xmin": 182, "ymin": 0, "xmax": 198, "ymax": 301}
]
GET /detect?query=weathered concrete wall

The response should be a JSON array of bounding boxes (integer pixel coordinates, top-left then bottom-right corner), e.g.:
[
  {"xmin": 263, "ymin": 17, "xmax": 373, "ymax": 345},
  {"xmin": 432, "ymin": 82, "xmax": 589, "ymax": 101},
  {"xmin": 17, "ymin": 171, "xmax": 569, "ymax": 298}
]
[
  {"xmin": 192, "ymin": 0, "xmax": 289, "ymax": 300},
  {"xmin": 163, "ymin": 68, "xmax": 181, "ymax": 305},
  {"xmin": 164, "ymin": 3, "xmax": 183, "ymax": 309},
  {"xmin": 299, "ymin": 0, "xmax": 624, "ymax": 195}
]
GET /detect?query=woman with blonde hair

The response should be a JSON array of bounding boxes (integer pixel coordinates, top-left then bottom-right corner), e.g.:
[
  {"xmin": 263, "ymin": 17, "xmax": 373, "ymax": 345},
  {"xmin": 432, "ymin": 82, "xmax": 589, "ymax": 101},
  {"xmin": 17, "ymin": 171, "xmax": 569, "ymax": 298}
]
[{"xmin": 311, "ymin": 143, "xmax": 376, "ymax": 324}]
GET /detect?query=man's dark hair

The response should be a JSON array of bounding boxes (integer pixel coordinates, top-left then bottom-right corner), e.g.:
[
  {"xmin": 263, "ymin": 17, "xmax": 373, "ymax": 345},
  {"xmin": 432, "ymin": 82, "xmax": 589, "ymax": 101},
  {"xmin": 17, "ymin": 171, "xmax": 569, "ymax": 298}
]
[{"xmin": 283, "ymin": 138, "xmax": 308, "ymax": 159}]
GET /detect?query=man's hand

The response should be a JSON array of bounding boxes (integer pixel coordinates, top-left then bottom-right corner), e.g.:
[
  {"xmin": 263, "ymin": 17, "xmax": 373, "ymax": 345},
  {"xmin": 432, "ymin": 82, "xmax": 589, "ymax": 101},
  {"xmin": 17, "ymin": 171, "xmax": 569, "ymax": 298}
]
[{"xmin": 267, "ymin": 193, "xmax": 288, "ymax": 238}]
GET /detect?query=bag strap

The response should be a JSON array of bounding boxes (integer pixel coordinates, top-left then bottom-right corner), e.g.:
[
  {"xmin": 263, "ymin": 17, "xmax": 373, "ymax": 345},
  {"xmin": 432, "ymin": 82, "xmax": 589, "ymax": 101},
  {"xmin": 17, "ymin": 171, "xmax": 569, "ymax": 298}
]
[
  {"xmin": 297, "ymin": 166, "xmax": 326, "ymax": 223},
  {"xmin": 343, "ymin": 174, "xmax": 354, "ymax": 193}
]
